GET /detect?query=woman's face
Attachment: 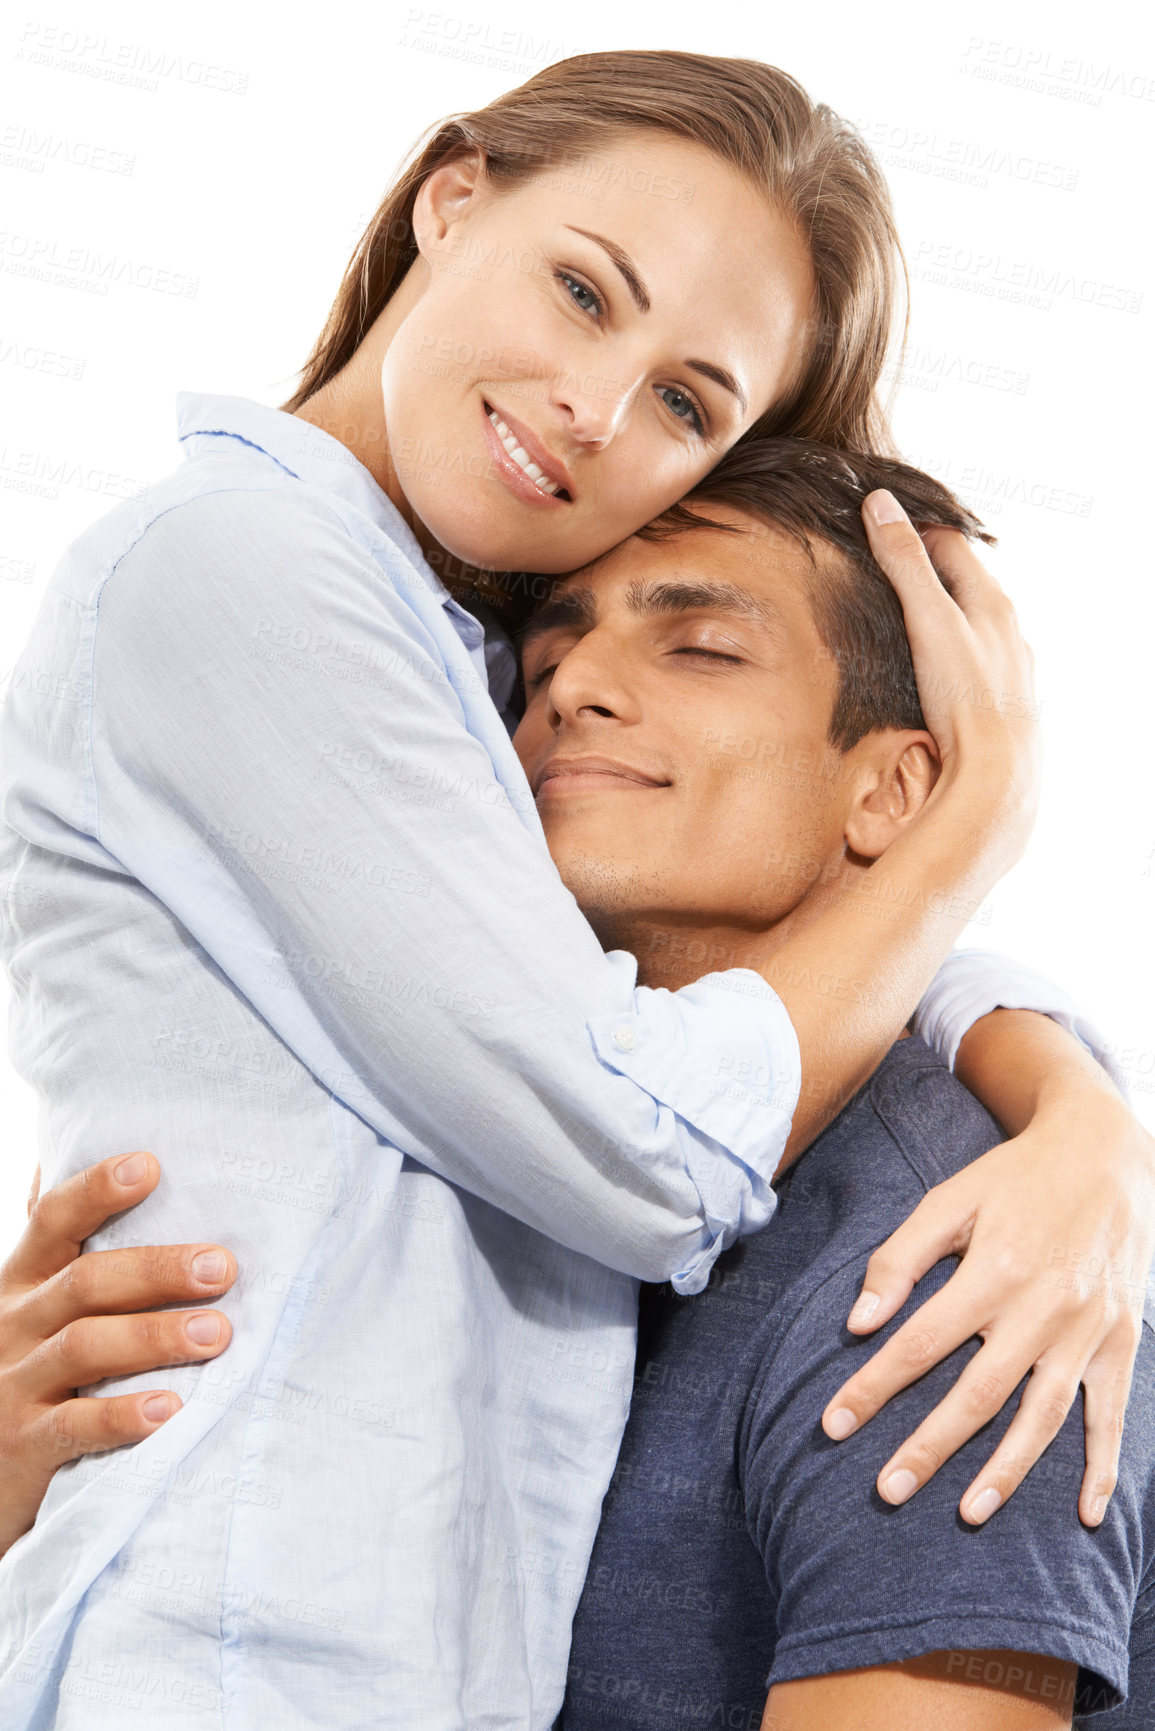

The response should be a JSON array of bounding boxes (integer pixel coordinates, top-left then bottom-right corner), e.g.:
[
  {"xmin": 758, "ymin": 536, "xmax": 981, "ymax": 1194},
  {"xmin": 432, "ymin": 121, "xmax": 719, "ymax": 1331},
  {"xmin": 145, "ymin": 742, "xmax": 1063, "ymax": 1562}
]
[{"xmin": 380, "ymin": 133, "xmax": 816, "ymax": 575}]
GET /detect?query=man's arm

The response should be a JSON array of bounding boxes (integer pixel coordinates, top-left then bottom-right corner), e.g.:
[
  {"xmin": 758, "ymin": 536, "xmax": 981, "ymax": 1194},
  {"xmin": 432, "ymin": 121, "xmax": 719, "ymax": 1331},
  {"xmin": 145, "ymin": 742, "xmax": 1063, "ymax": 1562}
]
[
  {"xmin": 0, "ymin": 1154, "xmax": 235, "ymax": 1556},
  {"xmin": 763, "ymin": 1650, "xmax": 1075, "ymax": 1730}
]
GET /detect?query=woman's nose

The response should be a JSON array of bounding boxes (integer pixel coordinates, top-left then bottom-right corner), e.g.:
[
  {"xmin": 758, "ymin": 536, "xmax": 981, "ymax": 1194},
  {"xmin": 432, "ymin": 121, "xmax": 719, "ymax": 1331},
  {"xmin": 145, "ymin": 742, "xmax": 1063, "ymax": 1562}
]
[{"xmin": 549, "ymin": 367, "xmax": 633, "ymax": 449}]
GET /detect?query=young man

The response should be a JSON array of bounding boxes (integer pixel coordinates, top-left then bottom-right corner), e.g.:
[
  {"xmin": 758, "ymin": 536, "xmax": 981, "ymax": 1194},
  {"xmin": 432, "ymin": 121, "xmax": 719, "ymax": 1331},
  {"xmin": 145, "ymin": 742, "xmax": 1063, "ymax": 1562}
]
[{"xmin": 507, "ymin": 441, "xmax": 1155, "ymax": 1730}]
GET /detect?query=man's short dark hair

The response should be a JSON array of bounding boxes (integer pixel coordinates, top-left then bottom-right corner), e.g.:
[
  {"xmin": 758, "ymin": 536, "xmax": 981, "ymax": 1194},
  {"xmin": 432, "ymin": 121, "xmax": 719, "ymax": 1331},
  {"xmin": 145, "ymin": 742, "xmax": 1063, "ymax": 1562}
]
[{"xmin": 642, "ymin": 439, "xmax": 993, "ymax": 751}]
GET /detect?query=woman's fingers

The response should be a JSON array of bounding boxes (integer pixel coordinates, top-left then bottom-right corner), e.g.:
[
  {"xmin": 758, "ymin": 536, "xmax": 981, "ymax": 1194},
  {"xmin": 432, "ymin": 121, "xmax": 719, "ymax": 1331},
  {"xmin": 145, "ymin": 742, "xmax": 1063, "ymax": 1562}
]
[
  {"xmin": 861, "ymin": 491, "xmax": 1040, "ymax": 862},
  {"xmin": 874, "ymin": 1338, "xmax": 1067, "ymax": 1518},
  {"xmin": 841, "ymin": 1183, "xmax": 972, "ymax": 1337},
  {"xmin": 1075, "ymin": 1328, "xmax": 1141, "ymax": 1526},
  {"xmin": 19, "ymin": 1307, "xmax": 233, "ymax": 1399},
  {"xmin": 822, "ymin": 1272, "xmax": 987, "ymax": 1443},
  {"xmin": 863, "ymin": 491, "xmax": 955, "ymax": 609},
  {"xmin": 3, "ymin": 1152, "xmax": 162, "ymax": 1290},
  {"xmin": 16, "ymin": 1242, "xmax": 237, "ymax": 1344}
]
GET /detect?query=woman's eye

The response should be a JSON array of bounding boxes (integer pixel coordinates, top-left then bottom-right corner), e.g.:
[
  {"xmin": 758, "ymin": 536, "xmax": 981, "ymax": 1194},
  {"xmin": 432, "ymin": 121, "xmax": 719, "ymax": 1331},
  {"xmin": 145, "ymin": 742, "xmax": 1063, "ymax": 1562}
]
[
  {"xmin": 656, "ymin": 385, "xmax": 705, "ymax": 434},
  {"xmin": 558, "ymin": 273, "xmax": 601, "ymax": 317}
]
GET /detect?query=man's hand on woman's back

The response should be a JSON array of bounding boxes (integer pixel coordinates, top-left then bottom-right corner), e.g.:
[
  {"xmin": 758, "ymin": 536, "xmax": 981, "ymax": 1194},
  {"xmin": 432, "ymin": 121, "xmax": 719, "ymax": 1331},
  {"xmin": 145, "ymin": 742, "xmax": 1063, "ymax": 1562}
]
[{"xmin": 0, "ymin": 1154, "xmax": 235, "ymax": 1556}]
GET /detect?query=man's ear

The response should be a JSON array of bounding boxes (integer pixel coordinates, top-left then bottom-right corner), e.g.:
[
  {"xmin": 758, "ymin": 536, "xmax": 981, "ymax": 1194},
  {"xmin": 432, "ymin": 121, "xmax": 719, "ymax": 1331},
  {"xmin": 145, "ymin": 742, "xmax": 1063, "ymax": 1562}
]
[
  {"xmin": 843, "ymin": 730, "xmax": 940, "ymax": 861},
  {"xmin": 411, "ymin": 153, "xmax": 489, "ymax": 261}
]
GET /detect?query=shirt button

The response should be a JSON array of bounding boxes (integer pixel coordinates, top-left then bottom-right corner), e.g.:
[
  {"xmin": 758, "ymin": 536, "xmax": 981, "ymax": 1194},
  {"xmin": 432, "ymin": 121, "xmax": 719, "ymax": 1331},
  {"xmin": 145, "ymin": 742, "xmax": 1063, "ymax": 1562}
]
[{"xmin": 612, "ymin": 1027, "xmax": 638, "ymax": 1053}]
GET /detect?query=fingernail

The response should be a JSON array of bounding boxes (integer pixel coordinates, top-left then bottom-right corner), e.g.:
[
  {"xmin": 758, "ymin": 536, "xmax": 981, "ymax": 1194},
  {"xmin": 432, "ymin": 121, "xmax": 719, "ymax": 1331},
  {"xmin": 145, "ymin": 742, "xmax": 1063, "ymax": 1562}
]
[
  {"xmin": 825, "ymin": 1407, "xmax": 858, "ymax": 1441},
  {"xmin": 881, "ymin": 1468, "xmax": 919, "ymax": 1505},
  {"xmin": 114, "ymin": 1153, "xmax": 148, "ymax": 1186},
  {"xmin": 847, "ymin": 1292, "xmax": 880, "ymax": 1329},
  {"xmin": 965, "ymin": 1486, "xmax": 1003, "ymax": 1523},
  {"xmin": 142, "ymin": 1394, "xmax": 177, "ymax": 1424},
  {"xmin": 191, "ymin": 1251, "xmax": 227, "ymax": 1285},
  {"xmin": 186, "ymin": 1314, "xmax": 222, "ymax": 1347},
  {"xmin": 1087, "ymin": 1494, "xmax": 1108, "ymax": 1526},
  {"xmin": 867, "ymin": 490, "xmax": 906, "ymax": 526}
]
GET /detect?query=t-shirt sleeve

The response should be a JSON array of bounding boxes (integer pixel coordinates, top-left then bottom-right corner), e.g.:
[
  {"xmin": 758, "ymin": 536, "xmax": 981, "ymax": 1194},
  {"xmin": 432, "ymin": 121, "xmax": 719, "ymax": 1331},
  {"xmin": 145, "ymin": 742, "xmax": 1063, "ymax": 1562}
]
[{"xmin": 738, "ymin": 1251, "xmax": 1155, "ymax": 1717}]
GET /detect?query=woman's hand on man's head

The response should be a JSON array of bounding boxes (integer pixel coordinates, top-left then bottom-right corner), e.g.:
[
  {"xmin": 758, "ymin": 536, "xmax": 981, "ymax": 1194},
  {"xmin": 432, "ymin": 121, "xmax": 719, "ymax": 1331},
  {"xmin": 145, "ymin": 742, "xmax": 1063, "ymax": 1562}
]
[
  {"xmin": 0, "ymin": 1153, "xmax": 236, "ymax": 1558},
  {"xmin": 863, "ymin": 490, "xmax": 1042, "ymax": 878}
]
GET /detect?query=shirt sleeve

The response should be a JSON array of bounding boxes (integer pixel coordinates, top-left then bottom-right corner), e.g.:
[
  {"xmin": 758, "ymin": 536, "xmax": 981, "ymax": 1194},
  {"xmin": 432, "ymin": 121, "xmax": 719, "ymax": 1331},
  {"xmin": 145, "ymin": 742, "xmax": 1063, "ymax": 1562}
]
[
  {"xmin": 739, "ymin": 1251, "xmax": 1146, "ymax": 1715},
  {"xmin": 73, "ymin": 485, "xmax": 799, "ymax": 1291},
  {"xmin": 912, "ymin": 948, "xmax": 1127, "ymax": 1094}
]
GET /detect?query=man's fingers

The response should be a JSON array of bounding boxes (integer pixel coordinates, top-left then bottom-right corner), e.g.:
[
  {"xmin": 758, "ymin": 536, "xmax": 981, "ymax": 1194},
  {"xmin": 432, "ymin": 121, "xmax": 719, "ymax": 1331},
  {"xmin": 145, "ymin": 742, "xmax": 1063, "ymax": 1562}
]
[
  {"xmin": 19, "ymin": 1308, "xmax": 232, "ymax": 1399},
  {"xmin": 17, "ymin": 1242, "xmax": 237, "ymax": 1343},
  {"xmin": 4, "ymin": 1153, "xmax": 161, "ymax": 1289},
  {"xmin": 0, "ymin": 1391, "xmax": 185, "ymax": 1556},
  {"xmin": 34, "ymin": 1388, "xmax": 183, "ymax": 1464},
  {"xmin": 822, "ymin": 1274, "xmax": 989, "ymax": 1442},
  {"xmin": 845, "ymin": 1187, "xmax": 970, "ymax": 1336}
]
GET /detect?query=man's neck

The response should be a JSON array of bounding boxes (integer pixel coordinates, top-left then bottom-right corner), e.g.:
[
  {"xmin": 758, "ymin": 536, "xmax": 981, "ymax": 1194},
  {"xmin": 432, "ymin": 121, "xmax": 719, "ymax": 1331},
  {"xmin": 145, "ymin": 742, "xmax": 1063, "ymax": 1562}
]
[{"xmin": 600, "ymin": 859, "xmax": 868, "ymax": 993}]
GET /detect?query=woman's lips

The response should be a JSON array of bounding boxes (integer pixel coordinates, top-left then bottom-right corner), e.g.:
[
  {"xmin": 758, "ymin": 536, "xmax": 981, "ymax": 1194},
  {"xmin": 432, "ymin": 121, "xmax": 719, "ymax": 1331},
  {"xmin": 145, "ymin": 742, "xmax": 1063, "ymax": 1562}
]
[{"xmin": 481, "ymin": 400, "xmax": 573, "ymax": 508}]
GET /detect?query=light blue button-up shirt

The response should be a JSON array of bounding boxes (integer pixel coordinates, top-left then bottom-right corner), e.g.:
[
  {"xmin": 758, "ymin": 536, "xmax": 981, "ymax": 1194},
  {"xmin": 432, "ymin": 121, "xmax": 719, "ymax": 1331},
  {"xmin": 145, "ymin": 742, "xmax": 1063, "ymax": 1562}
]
[{"xmin": 0, "ymin": 397, "xmax": 1113, "ymax": 1729}]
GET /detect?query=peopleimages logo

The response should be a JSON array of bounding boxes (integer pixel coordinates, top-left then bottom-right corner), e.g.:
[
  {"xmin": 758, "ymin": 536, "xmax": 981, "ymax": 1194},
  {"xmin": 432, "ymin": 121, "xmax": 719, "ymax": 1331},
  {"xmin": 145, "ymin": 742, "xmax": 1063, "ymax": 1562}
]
[
  {"xmin": 15, "ymin": 21, "xmax": 250, "ymax": 96},
  {"xmin": 960, "ymin": 36, "xmax": 1155, "ymax": 105},
  {"xmin": 909, "ymin": 240, "xmax": 1142, "ymax": 316}
]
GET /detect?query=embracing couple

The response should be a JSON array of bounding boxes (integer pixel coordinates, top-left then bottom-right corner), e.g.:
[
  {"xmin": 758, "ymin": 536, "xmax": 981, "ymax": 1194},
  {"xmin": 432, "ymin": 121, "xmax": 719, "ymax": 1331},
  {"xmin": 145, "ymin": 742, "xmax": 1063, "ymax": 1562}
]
[{"xmin": 0, "ymin": 48, "xmax": 1153, "ymax": 1731}]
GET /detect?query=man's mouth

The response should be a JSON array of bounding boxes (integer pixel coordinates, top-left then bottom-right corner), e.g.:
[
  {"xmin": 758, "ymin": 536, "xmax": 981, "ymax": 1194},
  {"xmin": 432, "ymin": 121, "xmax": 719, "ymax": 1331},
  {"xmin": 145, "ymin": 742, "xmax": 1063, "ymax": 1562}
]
[
  {"xmin": 535, "ymin": 755, "xmax": 670, "ymax": 797},
  {"xmin": 484, "ymin": 401, "xmax": 573, "ymax": 503}
]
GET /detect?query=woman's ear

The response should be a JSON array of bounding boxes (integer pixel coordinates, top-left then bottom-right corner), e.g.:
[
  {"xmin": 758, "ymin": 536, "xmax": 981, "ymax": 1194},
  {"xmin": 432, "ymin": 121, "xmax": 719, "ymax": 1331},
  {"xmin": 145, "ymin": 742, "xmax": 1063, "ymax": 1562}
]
[
  {"xmin": 843, "ymin": 731, "xmax": 940, "ymax": 861},
  {"xmin": 411, "ymin": 153, "xmax": 488, "ymax": 259}
]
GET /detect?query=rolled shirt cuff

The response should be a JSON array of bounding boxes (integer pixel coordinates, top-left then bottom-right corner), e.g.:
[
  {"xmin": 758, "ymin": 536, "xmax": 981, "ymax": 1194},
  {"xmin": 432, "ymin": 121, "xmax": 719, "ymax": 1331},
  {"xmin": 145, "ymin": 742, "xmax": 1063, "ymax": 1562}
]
[
  {"xmin": 912, "ymin": 948, "xmax": 1128, "ymax": 1097},
  {"xmin": 588, "ymin": 969, "xmax": 800, "ymax": 1293}
]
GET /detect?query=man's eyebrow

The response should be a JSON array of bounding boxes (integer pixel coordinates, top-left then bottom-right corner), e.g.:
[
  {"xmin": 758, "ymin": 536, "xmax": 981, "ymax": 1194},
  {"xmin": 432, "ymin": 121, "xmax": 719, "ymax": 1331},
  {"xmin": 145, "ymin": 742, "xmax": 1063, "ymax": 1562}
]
[
  {"xmin": 625, "ymin": 578, "xmax": 784, "ymax": 635},
  {"xmin": 564, "ymin": 227, "xmax": 651, "ymax": 313},
  {"xmin": 519, "ymin": 586, "xmax": 597, "ymax": 650}
]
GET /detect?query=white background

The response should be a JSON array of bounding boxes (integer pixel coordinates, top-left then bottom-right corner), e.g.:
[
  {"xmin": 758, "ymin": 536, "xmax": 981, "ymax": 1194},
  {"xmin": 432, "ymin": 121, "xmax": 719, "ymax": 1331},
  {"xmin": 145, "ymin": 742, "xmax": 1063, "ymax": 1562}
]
[{"xmin": 1, "ymin": 0, "xmax": 1152, "ymax": 1255}]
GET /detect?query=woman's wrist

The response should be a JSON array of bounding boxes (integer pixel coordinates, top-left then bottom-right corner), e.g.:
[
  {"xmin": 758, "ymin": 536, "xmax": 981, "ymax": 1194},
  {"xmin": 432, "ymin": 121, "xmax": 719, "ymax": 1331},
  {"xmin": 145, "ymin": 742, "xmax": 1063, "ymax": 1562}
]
[{"xmin": 955, "ymin": 1008, "xmax": 1122, "ymax": 1139}]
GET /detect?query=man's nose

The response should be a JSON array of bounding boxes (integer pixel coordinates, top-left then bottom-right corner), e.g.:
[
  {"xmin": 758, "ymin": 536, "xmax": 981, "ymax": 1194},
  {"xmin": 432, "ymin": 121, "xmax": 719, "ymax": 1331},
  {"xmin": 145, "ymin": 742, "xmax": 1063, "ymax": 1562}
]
[{"xmin": 547, "ymin": 634, "xmax": 639, "ymax": 726}]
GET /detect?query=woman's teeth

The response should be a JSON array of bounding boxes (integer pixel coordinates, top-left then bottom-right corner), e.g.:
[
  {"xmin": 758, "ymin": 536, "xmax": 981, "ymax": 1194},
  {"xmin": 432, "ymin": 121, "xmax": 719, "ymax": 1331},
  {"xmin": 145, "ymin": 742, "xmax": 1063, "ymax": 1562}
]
[{"xmin": 488, "ymin": 411, "xmax": 561, "ymax": 495}]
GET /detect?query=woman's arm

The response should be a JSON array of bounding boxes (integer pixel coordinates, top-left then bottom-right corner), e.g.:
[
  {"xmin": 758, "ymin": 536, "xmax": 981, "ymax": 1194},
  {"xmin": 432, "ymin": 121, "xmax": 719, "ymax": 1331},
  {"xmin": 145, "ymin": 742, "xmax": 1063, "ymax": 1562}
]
[
  {"xmin": 823, "ymin": 1009, "xmax": 1155, "ymax": 1525},
  {"xmin": 9, "ymin": 484, "xmax": 1027, "ymax": 1288}
]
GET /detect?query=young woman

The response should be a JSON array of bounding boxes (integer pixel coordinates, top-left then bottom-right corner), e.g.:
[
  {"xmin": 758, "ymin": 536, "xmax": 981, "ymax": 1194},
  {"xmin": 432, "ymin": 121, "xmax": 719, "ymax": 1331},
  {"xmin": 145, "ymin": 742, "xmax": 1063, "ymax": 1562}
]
[{"xmin": 0, "ymin": 50, "xmax": 1149, "ymax": 1730}]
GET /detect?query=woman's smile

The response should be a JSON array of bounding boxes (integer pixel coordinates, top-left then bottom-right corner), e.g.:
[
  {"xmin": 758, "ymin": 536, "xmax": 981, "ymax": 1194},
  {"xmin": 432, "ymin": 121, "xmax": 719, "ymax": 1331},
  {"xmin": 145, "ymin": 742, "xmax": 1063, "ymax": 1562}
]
[{"xmin": 482, "ymin": 401, "xmax": 572, "ymax": 504}]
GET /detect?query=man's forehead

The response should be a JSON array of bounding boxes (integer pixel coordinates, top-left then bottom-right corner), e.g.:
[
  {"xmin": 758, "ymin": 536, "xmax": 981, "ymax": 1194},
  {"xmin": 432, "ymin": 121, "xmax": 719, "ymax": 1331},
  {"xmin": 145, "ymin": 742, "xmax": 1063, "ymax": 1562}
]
[{"xmin": 525, "ymin": 515, "xmax": 814, "ymax": 642}]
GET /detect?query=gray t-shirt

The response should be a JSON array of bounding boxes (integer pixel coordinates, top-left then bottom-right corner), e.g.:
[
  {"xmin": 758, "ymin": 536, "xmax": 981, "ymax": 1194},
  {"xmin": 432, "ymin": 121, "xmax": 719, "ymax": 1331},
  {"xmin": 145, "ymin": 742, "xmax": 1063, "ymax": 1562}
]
[{"xmin": 562, "ymin": 1038, "xmax": 1155, "ymax": 1727}]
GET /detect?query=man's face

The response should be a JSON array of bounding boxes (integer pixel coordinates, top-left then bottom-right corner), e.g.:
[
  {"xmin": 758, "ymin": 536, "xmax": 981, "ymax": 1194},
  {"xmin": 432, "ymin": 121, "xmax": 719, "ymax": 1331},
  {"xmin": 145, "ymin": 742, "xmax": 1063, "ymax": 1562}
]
[{"xmin": 513, "ymin": 510, "xmax": 865, "ymax": 957}]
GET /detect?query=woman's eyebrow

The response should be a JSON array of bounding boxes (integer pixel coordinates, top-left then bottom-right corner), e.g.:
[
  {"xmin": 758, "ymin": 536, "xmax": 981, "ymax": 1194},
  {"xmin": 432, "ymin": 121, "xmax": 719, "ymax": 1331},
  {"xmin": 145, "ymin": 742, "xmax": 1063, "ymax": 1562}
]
[
  {"xmin": 564, "ymin": 227, "xmax": 651, "ymax": 312},
  {"xmin": 686, "ymin": 360, "xmax": 747, "ymax": 413},
  {"xmin": 562, "ymin": 227, "xmax": 746, "ymax": 412}
]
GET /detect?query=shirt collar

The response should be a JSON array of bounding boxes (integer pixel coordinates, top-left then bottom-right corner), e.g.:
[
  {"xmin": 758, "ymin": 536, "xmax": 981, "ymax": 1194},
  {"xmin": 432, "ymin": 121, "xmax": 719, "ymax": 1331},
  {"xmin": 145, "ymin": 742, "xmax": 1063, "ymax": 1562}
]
[
  {"xmin": 175, "ymin": 392, "xmax": 519, "ymax": 712},
  {"xmin": 175, "ymin": 392, "xmax": 436, "ymax": 588}
]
